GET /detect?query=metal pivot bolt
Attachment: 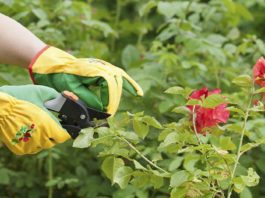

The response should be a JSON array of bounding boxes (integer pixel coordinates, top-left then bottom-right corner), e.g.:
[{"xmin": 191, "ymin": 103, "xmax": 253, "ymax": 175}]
[
  {"xmin": 80, "ymin": 114, "xmax": 86, "ymax": 120},
  {"xmin": 61, "ymin": 115, "xmax": 67, "ymax": 120}
]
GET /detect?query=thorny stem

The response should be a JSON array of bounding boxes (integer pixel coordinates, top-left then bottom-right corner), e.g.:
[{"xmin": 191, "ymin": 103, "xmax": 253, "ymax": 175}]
[
  {"xmin": 117, "ymin": 136, "xmax": 169, "ymax": 174},
  {"xmin": 227, "ymin": 86, "xmax": 254, "ymax": 198}
]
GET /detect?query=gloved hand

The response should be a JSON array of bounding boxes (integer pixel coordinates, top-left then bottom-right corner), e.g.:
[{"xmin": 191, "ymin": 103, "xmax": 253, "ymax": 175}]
[
  {"xmin": 28, "ymin": 46, "xmax": 143, "ymax": 115},
  {"xmin": 0, "ymin": 85, "xmax": 70, "ymax": 155}
]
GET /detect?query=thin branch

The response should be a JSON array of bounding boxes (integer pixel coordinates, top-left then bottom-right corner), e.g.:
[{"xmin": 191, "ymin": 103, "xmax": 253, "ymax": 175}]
[
  {"xmin": 117, "ymin": 136, "xmax": 169, "ymax": 174},
  {"xmin": 227, "ymin": 85, "xmax": 254, "ymax": 198}
]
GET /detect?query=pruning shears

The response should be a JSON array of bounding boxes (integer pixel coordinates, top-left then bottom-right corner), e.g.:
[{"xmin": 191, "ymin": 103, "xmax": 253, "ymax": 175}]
[{"xmin": 44, "ymin": 92, "xmax": 110, "ymax": 139}]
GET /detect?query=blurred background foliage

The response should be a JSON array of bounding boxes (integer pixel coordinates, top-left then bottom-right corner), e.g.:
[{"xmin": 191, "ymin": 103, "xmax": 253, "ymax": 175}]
[{"xmin": 0, "ymin": 0, "xmax": 265, "ymax": 197}]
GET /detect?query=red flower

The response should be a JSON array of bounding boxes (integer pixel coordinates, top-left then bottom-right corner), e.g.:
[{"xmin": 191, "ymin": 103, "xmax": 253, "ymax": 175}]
[
  {"xmin": 188, "ymin": 87, "xmax": 220, "ymax": 100},
  {"xmin": 187, "ymin": 87, "xmax": 230, "ymax": 135},
  {"xmin": 253, "ymin": 57, "xmax": 265, "ymax": 87}
]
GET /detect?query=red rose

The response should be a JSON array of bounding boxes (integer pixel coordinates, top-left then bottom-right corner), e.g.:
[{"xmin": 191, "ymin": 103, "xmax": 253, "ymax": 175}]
[
  {"xmin": 187, "ymin": 87, "xmax": 230, "ymax": 135},
  {"xmin": 253, "ymin": 57, "xmax": 265, "ymax": 87}
]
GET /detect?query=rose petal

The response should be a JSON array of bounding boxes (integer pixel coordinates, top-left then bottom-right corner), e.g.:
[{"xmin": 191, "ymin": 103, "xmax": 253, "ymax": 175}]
[
  {"xmin": 189, "ymin": 87, "xmax": 208, "ymax": 100},
  {"xmin": 187, "ymin": 88, "xmax": 230, "ymax": 134}
]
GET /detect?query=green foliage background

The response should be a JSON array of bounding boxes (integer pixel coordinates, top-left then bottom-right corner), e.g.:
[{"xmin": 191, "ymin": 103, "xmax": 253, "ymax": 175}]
[{"xmin": 0, "ymin": 0, "xmax": 265, "ymax": 197}]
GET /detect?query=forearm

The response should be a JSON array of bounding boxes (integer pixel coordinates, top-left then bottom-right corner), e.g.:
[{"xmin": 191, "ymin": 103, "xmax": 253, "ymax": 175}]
[{"xmin": 0, "ymin": 13, "xmax": 46, "ymax": 68}]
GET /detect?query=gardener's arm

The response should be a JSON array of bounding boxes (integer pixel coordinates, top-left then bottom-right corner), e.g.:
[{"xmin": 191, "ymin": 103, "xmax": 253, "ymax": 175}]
[
  {"xmin": 0, "ymin": 13, "xmax": 45, "ymax": 67},
  {"xmin": 0, "ymin": 13, "xmax": 143, "ymax": 115}
]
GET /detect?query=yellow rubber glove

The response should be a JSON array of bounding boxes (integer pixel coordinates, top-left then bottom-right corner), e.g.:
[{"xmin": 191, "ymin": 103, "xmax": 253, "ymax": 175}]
[
  {"xmin": 0, "ymin": 85, "xmax": 70, "ymax": 155},
  {"xmin": 29, "ymin": 46, "xmax": 143, "ymax": 115}
]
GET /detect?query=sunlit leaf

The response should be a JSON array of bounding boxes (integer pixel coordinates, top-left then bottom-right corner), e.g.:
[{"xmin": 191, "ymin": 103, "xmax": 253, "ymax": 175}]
[
  {"xmin": 133, "ymin": 119, "xmax": 149, "ymax": 139},
  {"xmin": 202, "ymin": 94, "xmax": 226, "ymax": 108},
  {"xmin": 170, "ymin": 170, "xmax": 189, "ymax": 187},
  {"xmin": 232, "ymin": 75, "xmax": 252, "ymax": 87},
  {"xmin": 72, "ymin": 128, "xmax": 94, "ymax": 148}
]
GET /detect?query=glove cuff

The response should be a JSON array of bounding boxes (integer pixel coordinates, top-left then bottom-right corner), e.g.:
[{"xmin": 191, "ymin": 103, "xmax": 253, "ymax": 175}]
[
  {"xmin": 0, "ymin": 92, "xmax": 16, "ymax": 118},
  {"xmin": 28, "ymin": 45, "xmax": 50, "ymax": 84}
]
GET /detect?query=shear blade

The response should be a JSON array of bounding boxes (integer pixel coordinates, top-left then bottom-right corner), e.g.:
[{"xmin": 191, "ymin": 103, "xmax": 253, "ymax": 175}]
[{"xmin": 86, "ymin": 107, "xmax": 111, "ymax": 119}]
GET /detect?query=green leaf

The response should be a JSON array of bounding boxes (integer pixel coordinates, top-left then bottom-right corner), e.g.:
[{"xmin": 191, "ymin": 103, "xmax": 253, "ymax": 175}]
[
  {"xmin": 254, "ymin": 87, "xmax": 265, "ymax": 94},
  {"xmin": 165, "ymin": 86, "xmax": 184, "ymax": 95},
  {"xmin": 240, "ymin": 188, "xmax": 252, "ymax": 198},
  {"xmin": 240, "ymin": 142, "xmax": 260, "ymax": 154},
  {"xmin": 165, "ymin": 86, "xmax": 193, "ymax": 98},
  {"xmin": 163, "ymin": 132, "xmax": 179, "ymax": 146},
  {"xmin": 233, "ymin": 177, "xmax": 245, "ymax": 193},
  {"xmin": 121, "ymin": 45, "xmax": 140, "ymax": 68},
  {"xmin": 227, "ymin": 107, "xmax": 245, "ymax": 117},
  {"xmin": 133, "ymin": 119, "xmax": 149, "ymax": 139},
  {"xmin": 186, "ymin": 99, "xmax": 202, "ymax": 106},
  {"xmin": 169, "ymin": 157, "xmax": 184, "ymax": 171},
  {"xmin": 202, "ymin": 94, "xmax": 226, "ymax": 108},
  {"xmin": 82, "ymin": 20, "xmax": 116, "ymax": 37},
  {"xmin": 157, "ymin": 1, "xmax": 189, "ymax": 19},
  {"xmin": 72, "ymin": 128, "xmax": 94, "ymax": 148},
  {"xmin": 232, "ymin": 75, "xmax": 252, "ymax": 87},
  {"xmin": 183, "ymin": 154, "xmax": 200, "ymax": 171},
  {"xmin": 113, "ymin": 166, "xmax": 133, "ymax": 189},
  {"xmin": 222, "ymin": 0, "xmax": 236, "ymax": 13},
  {"xmin": 45, "ymin": 177, "xmax": 62, "ymax": 187},
  {"xmin": 101, "ymin": 157, "xmax": 124, "ymax": 184},
  {"xmin": 256, "ymin": 39, "xmax": 265, "ymax": 55},
  {"xmin": 233, "ymin": 168, "xmax": 260, "ymax": 193},
  {"xmin": 157, "ymin": 2, "xmax": 177, "ymax": 19},
  {"xmin": 133, "ymin": 160, "xmax": 147, "ymax": 171},
  {"xmin": 170, "ymin": 187, "xmax": 188, "ymax": 198},
  {"xmin": 142, "ymin": 116, "xmax": 163, "ymax": 129},
  {"xmin": 220, "ymin": 137, "xmax": 236, "ymax": 150},
  {"xmin": 131, "ymin": 171, "xmax": 150, "ymax": 187},
  {"xmin": 241, "ymin": 168, "xmax": 260, "ymax": 187},
  {"xmin": 225, "ymin": 124, "xmax": 243, "ymax": 133},
  {"xmin": 150, "ymin": 174, "xmax": 164, "ymax": 189},
  {"xmin": 227, "ymin": 28, "xmax": 240, "ymax": 40},
  {"xmin": 170, "ymin": 170, "xmax": 189, "ymax": 187},
  {"xmin": 172, "ymin": 106, "xmax": 190, "ymax": 115},
  {"xmin": 139, "ymin": 1, "xmax": 157, "ymax": 17},
  {"xmin": 32, "ymin": 8, "xmax": 48, "ymax": 20},
  {"xmin": 235, "ymin": 3, "xmax": 253, "ymax": 21}
]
